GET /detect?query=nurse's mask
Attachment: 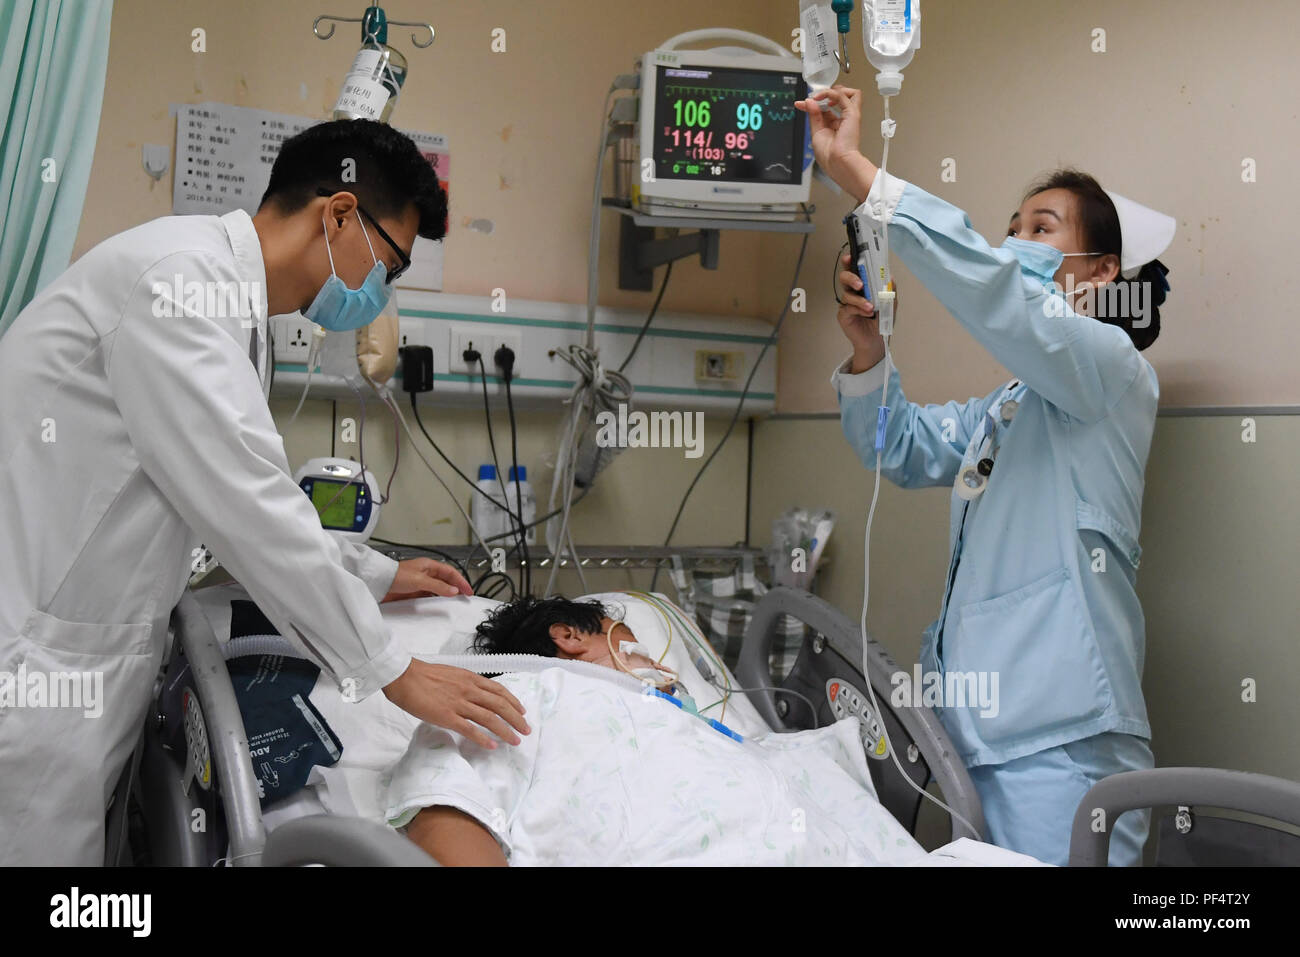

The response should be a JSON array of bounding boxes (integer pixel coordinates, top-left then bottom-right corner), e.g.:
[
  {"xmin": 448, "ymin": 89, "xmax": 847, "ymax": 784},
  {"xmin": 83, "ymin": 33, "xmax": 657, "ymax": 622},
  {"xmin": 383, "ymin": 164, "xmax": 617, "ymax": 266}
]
[{"xmin": 1002, "ymin": 236, "xmax": 1099, "ymax": 296}]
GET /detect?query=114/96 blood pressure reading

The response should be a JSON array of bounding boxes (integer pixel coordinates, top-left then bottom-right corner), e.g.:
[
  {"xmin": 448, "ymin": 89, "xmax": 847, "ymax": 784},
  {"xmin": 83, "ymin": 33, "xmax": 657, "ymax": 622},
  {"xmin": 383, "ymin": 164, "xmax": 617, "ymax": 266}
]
[
  {"xmin": 664, "ymin": 98, "xmax": 761, "ymax": 163},
  {"xmin": 652, "ymin": 65, "xmax": 803, "ymax": 183},
  {"xmin": 662, "ymin": 96, "xmax": 769, "ymax": 170}
]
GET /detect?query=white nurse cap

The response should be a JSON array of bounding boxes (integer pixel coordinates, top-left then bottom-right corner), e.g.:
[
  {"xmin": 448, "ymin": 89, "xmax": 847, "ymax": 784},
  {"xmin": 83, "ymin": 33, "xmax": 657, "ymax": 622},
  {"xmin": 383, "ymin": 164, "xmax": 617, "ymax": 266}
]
[{"xmin": 1104, "ymin": 190, "xmax": 1176, "ymax": 279}]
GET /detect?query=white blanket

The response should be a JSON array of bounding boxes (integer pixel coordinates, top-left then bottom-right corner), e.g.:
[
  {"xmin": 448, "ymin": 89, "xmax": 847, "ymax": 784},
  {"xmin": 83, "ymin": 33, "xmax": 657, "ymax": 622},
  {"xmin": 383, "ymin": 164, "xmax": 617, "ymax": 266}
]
[{"xmin": 384, "ymin": 667, "xmax": 1046, "ymax": 866}]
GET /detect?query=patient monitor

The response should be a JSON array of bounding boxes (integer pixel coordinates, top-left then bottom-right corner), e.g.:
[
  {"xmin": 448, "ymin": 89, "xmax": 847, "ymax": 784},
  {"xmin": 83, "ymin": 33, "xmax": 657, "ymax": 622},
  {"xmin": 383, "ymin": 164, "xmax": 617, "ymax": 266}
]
[
  {"xmin": 294, "ymin": 457, "xmax": 381, "ymax": 543},
  {"xmin": 634, "ymin": 29, "xmax": 814, "ymax": 220}
]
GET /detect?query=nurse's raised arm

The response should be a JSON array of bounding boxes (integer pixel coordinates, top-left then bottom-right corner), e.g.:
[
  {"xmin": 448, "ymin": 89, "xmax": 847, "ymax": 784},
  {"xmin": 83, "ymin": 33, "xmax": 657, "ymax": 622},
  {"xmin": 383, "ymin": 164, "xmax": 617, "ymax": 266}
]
[{"xmin": 798, "ymin": 86, "xmax": 1142, "ymax": 424}]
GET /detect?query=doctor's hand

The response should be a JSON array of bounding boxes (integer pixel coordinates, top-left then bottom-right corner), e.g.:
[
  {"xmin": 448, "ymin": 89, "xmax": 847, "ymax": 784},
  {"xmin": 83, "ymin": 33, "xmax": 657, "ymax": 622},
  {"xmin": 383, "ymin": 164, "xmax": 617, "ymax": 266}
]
[
  {"xmin": 381, "ymin": 557, "xmax": 474, "ymax": 603},
  {"xmin": 794, "ymin": 85, "xmax": 879, "ymax": 203},
  {"xmin": 838, "ymin": 253, "xmax": 888, "ymax": 373},
  {"xmin": 383, "ymin": 659, "xmax": 530, "ymax": 749}
]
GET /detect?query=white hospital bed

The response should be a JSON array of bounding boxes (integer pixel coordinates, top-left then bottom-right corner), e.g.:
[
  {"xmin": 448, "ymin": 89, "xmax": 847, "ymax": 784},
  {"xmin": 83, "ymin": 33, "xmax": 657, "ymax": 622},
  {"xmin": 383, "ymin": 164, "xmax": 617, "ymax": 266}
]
[{"xmin": 111, "ymin": 585, "xmax": 1300, "ymax": 866}]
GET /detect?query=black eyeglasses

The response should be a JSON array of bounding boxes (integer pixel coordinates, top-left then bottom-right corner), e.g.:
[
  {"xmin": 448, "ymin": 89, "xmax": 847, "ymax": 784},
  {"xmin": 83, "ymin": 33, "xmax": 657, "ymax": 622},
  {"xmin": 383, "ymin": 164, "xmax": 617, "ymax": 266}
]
[{"xmin": 316, "ymin": 188, "xmax": 411, "ymax": 284}]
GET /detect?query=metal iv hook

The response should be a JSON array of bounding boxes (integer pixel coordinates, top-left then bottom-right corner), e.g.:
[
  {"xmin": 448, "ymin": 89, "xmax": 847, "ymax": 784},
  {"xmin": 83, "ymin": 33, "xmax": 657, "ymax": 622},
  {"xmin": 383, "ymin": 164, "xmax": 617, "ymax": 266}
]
[
  {"xmin": 313, "ymin": 13, "xmax": 436, "ymax": 48},
  {"xmin": 832, "ymin": 0, "xmax": 854, "ymax": 72}
]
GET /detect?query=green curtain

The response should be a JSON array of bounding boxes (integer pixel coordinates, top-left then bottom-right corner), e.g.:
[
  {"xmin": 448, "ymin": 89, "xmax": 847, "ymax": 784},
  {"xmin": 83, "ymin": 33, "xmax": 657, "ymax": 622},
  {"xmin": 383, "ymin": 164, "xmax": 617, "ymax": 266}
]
[{"xmin": 0, "ymin": 0, "xmax": 113, "ymax": 335}]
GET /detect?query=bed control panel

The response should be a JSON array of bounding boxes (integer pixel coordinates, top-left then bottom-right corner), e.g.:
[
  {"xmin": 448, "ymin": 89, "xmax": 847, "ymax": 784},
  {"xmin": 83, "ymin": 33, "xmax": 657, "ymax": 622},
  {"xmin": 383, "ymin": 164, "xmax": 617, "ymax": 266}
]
[
  {"xmin": 181, "ymin": 687, "xmax": 213, "ymax": 793},
  {"xmin": 827, "ymin": 678, "xmax": 889, "ymax": 760}
]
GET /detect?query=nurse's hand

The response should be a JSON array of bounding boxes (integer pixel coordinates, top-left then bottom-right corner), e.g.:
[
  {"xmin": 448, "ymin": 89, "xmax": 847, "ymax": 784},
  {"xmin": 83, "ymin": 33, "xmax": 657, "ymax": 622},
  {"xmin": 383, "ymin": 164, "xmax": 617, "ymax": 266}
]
[
  {"xmin": 383, "ymin": 659, "xmax": 530, "ymax": 749},
  {"xmin": 795, "ymin": 85, "xmax": 879, "ymax": 203},
  {"xmin": 837, "ymin": 253, "xmax": 888, "ymax": 373},
  {"xmin": 381, "ymin": 557, "xmax": 473, "ymax": 602}
]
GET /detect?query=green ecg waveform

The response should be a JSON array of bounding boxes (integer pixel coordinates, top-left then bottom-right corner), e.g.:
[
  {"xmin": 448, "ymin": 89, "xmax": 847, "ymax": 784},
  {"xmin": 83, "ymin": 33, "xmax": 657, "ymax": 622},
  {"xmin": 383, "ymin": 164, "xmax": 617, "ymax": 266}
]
[{"xmin": 664, "ymin": 86, "xmax": 798, "ymax": 100}]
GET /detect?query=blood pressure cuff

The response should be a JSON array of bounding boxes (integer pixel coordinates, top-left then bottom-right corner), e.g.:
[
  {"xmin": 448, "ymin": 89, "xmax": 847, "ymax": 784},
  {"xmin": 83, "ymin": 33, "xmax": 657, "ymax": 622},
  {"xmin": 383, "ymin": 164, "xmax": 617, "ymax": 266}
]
[
  {"xmin": 228, "ymin": 652, "xmax": 343, "ymax": 807},
  {"xmin": 160, "ymin": 600, "xmax": 344, "ymax": 807}
]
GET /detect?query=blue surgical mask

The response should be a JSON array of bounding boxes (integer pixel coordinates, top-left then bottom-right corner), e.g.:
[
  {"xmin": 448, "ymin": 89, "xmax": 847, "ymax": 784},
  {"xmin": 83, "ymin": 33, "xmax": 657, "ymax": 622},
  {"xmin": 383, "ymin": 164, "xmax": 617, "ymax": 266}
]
[
  {"xmin": 1002, "ymin": 236, "xmax": 1065, "ymax": 290},
  {"xmin": 1002, "ymin": 237, "xmax": 1101, "ymax": 296},
  {"xmin": 304, "ymin": 211, "xmax": 393, "ymax": 331}
]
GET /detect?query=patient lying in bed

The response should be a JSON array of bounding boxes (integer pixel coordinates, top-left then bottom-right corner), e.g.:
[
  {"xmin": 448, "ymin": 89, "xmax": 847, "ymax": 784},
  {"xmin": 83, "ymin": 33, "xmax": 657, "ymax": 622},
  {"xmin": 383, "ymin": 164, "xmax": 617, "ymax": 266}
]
[{"xmin": 384, "ymin": 596, "xmax": 929, "ymax": 866}]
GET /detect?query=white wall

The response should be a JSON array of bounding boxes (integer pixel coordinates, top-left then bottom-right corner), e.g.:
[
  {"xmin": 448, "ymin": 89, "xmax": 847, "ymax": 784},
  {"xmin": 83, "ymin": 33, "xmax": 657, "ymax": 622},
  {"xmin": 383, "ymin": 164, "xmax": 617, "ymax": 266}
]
[{"xmin": 770, "ymin": 0, "xmax": 1300, "ymax": 411}]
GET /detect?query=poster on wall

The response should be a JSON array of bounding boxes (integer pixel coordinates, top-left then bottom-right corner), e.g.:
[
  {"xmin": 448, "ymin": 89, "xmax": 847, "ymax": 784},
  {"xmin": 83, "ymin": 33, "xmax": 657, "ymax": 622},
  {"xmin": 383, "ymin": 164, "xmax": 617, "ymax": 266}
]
[
  {"xmin": 172, "ymin": 101, "xmax": 447, "ymax": 290},
  {"xmin": 400, "ymin": 144, "xmax": 450, "ymax": 291}
]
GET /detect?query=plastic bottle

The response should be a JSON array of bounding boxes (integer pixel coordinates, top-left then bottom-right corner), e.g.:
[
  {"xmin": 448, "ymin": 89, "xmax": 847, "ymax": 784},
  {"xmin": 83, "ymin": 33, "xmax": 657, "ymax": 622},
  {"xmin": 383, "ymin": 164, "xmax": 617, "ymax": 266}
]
[
  {"xmin": 332, "ymin": 6, "xmax": 408, "ymax": 122},
  {"xmin": 862, "ymin": 0, "xmax": 922, "ymax": 96},
  {"xmin": 798, "ymin": 0, "xmax": 840, "ymax": 97},
  {"xmin": 799, "ymin": 0, "xmax": 847, "ymax": 194},
  {"xmin": 505, "ymin": 465, "xmax": 537, "ymax": 546},
  {"xmin": 471, "ymin": 464, "xmax": 505, "ymax": 546}
]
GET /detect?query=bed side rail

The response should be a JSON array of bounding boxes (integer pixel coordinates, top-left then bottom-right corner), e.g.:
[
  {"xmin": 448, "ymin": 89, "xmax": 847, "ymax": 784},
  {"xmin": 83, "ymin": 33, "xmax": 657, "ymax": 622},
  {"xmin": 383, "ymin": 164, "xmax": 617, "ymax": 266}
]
[
  {"xmin": 1068, "ymin": 767, "xmax": 1300, "ymax": 866},
  {"xmin": 262, "ymin": 815, "xmax": 439, "ymax": 866},
  {"xmin": 736, "ymin": 586, "xmax": 985, "ymax": 843},
  {"xmin": 173, "ymin": 591, "xmax": 267, "ymax": 866}
]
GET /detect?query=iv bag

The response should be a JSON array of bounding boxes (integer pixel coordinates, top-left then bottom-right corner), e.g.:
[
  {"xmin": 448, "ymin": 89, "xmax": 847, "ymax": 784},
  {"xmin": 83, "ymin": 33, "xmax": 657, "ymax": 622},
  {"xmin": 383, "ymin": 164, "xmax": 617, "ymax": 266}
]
[
  {"xmin": 863, "ymin": 0, "xmax": 922, "ymax": 95},
  {"xmin": 798, "ymin": 1, "xmax": 840, "ymax": 92}
]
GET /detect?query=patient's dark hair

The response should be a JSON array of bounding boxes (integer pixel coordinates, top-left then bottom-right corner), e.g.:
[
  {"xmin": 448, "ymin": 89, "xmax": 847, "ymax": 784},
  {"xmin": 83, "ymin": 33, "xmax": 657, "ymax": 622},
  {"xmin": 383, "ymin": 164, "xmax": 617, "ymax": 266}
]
[
  {"xmin": 1023, "ymin": 168, "xmax": 1169, "ymax": 351},
  {"xmin": 472, "ymin": 596, "xmax": 607, "ymax": 657},
  {"xmin": 259, "ymin": 119, "xmax": 448, "ymax": 241}
]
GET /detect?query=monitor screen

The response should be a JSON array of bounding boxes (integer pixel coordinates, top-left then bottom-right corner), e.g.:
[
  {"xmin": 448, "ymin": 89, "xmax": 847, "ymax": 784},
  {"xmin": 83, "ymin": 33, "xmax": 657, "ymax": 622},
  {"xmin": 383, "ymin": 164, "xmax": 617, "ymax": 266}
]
[
  {"xmin": 651, "ymin": 64, "xmax": 804, "ymax": 186},
  {"xmin": 310, "ymin": 479, "xmax": 358, "ymax": 530}
]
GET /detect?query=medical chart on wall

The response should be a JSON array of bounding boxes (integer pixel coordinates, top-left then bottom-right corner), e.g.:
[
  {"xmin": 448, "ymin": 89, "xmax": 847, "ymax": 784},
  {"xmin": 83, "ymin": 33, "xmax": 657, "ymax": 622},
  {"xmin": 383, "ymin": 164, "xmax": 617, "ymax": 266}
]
[{"xmin": 172, "ymin": 101, "xmax": 449, "ymax": 290}]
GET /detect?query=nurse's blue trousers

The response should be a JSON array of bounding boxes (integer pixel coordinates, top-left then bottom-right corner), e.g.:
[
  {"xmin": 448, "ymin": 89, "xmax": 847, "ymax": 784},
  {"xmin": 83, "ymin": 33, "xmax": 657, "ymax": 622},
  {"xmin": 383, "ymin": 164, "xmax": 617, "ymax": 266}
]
[{"xmin": 967, "ymin": 732, "xmax": 1154, "ymax": 866}]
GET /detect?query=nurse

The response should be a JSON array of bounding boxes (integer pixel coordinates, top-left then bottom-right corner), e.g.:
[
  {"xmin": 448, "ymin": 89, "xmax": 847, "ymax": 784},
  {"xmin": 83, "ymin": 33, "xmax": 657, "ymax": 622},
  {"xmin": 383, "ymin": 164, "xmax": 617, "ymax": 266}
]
[
  {"xmin": 796, "ymin": 86, "xmax": 1175, "ymax": 865},
  {"xmin": 0, "ymin": 119, "xmax": 529, "ymax": 865}
]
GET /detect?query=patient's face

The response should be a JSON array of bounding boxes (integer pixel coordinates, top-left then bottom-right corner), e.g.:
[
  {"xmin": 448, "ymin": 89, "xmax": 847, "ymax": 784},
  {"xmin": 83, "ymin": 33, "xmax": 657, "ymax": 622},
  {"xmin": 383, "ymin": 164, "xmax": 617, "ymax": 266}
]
[{"xmin": 551, "ymin": 617, "xmax": 677, "ymax": 689}]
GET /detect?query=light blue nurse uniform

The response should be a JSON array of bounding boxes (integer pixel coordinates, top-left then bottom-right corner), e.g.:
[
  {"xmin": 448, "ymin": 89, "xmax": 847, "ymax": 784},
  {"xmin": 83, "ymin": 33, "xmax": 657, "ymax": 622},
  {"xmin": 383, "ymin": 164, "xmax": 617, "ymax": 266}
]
[{"xmin": 832, "ymin": 173, "xmax": 1156, "ymax": 866}]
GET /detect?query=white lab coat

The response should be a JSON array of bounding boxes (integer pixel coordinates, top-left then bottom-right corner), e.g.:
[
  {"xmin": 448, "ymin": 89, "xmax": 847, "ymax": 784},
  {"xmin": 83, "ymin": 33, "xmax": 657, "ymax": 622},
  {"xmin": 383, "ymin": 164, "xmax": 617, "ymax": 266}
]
[{"xmin": 0, "ymin": 210, "xmax": 407, "ymax": 865}]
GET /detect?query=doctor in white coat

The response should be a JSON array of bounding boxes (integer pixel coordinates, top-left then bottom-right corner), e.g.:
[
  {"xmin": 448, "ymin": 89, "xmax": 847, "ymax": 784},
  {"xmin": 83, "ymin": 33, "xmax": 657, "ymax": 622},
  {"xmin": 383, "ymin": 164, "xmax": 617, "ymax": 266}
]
[{"xmin": 0, "ymin": 119, "xmax": 530, "ymax": 865}]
